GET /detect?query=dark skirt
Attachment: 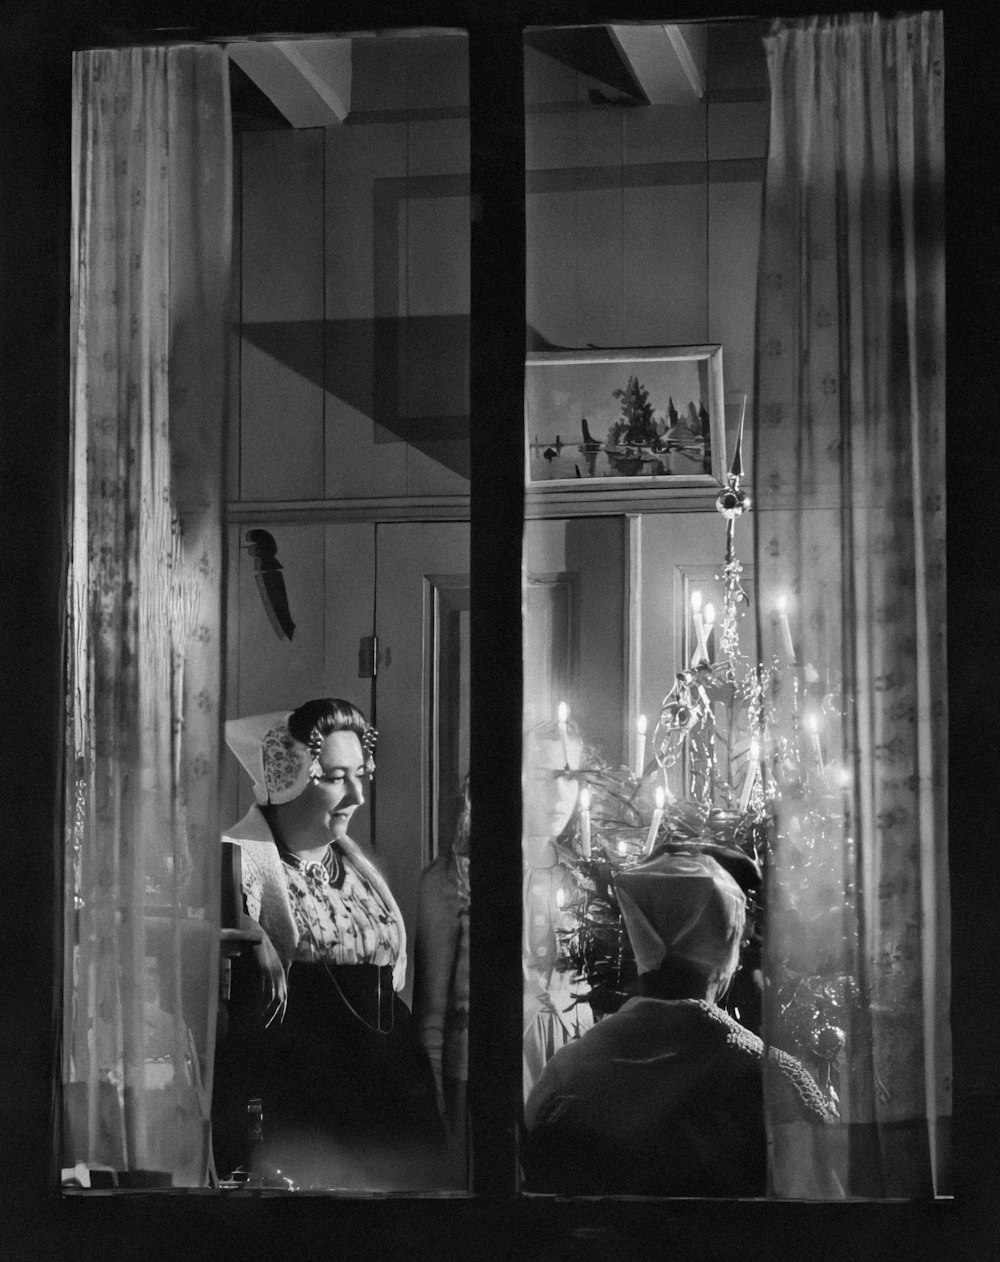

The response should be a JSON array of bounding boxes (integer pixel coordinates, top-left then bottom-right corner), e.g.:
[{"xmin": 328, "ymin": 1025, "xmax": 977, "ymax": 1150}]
[{"xmin": 213, "ymin": 958, "xmax": 445, "ymax": 1189}]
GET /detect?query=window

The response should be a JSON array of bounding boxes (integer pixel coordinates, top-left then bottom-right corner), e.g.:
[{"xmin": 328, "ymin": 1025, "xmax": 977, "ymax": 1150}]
[{"xmin": 31, "ymin": 1, "xmax": 960, "ymax": 1231}]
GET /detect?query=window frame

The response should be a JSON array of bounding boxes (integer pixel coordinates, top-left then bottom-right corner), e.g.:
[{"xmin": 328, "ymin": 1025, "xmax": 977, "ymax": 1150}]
[{"xmin": 0, "ymin": 0, "xmax": 993, "ymax": 1255}]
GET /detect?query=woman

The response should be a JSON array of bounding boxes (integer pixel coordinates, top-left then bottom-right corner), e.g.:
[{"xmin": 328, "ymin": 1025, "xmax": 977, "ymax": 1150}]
[
  {"xmin": 213, "ymin": 698, "xmax": 443, "ymax": 1190},
  {"xmin": 522, "ymin": 719, "xmax": 594, "ymax": 1099}
]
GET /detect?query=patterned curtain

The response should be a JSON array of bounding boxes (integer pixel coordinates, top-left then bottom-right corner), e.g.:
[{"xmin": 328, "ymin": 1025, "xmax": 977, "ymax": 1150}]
[
  {"xmin": 64, "ymin": 46, "xmax": 231, "ymax": 1186},
  {"xmin": 754, "ymin": 12, "xmax": 949, "ymax": 1198}
]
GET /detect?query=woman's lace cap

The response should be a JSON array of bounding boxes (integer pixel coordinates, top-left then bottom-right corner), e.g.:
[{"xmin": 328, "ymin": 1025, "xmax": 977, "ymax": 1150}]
[
  {"xmin": 613, "ymin": 851, "xmax": 746, "ymax": 976},
  {"xmin": 224, "ymin": 711, "xmax": 309, "ymax": 806},
  {"xmin": 225, "ymin": 709, "xmax": 378, "ymax": 805}
]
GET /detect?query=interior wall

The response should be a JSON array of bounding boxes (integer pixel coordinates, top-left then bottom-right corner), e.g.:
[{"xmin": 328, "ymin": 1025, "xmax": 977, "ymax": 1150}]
[
  {"xmin": 524, "ymin": 42, "xmax": 767, "ymax": 471},
  {"xmin": 524, "ymin": 518, "xmax": 626, "ymax": 764},
  {"xmin": 235, "ymin": 34, "xmax": 471, "ymax": 507},
  {"xmin": 225, "ymin": 33, "xmax": 471, "ymax": 839},
  {"xmin": 227, "ymin": 28, "xmax": 768, "ymax": 937},
  {"xmin": 233, "ymin": 34, "xmax": 765, "ymax": 513}
]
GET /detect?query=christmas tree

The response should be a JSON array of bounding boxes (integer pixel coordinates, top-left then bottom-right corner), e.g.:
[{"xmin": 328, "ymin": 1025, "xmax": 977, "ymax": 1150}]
[{"xmin": 554, "ymin": 407, "xmax": 852, "ymax": 1105}]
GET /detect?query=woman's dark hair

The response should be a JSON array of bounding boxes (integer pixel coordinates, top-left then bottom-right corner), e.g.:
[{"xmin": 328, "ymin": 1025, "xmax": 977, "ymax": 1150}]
[{"xmin": 287, "ymin": 697, "xmax": 369, "ymax": 746}]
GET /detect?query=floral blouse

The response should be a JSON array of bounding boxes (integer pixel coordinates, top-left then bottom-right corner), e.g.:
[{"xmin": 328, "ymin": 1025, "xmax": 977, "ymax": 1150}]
[{"xmin": 282, "ymin": 845, "xmax": 401, "ymax": 968}]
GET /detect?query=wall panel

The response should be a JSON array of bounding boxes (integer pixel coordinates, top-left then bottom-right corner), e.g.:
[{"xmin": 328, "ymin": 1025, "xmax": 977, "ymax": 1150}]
[
  {"xmin": 623, "ymin": 182, "xmax": 708, "ymax": 346},
  {"xmin": 240, "ymin": 129, "xmax": 325, "ymax": 501}
]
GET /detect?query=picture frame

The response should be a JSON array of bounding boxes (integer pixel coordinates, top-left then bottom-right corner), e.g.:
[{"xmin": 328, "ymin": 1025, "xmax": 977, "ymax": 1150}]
[{"xmin": 525, "ymin": 345, "xmax": 726, "ymax": 488}]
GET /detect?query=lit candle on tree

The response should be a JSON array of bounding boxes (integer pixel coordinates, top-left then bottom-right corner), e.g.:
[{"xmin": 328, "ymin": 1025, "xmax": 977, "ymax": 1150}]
[
  {"xmin": 635, "ymin": 713, "xmax": 647, "ymax": 779},
  {"xmin": 690, "ymin": 590, "xmax": 707, "ymax": 666},
  {"xmin": 776, "ymin": 595, "xmax": 797, "ymax": 664},
  {"xmin": 703, "ymin": 602, "xmax": 716, "ymax": 664},
  {"xmin": 557, "ymin": 701, "xmax": 571, "ymax": 767},
  {"xmin": 578, "ymin": 786, "xmax": 592, "ymax": 859},
  {"xmin": 806, "ymin": 712, "xmax": 824, "ymax": 776},
  {"xmin": 739, "ymin": 737, "xmax": 760, "ymax": 814},
  {"xmin": 644, "ymin": 785, "xmax": 666, "ymax": 857}
]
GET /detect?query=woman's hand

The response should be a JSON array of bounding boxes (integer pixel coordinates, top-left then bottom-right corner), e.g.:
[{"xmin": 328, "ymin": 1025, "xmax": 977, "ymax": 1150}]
[{"xmin": 245, "ymin": 917, "xmax": 287, "ymax": 1026}]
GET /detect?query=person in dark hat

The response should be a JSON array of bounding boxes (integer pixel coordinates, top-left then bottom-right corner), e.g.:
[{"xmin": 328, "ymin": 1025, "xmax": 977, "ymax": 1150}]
[{"xmin": 522, "ymin": 850, "xmax": 836, "ymax": 1197}]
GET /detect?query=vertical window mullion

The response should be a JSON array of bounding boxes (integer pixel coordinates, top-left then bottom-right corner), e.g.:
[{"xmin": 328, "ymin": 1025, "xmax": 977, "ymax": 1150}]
[{"xmin": 467, "ymin": 18, "xmax": 526, "ymax": 1196}]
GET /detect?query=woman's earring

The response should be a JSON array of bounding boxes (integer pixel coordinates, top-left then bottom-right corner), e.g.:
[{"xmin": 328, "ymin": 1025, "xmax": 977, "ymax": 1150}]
[{"xmin": 309, "ymin": 755, "xmax": 323, "ymax": 782}]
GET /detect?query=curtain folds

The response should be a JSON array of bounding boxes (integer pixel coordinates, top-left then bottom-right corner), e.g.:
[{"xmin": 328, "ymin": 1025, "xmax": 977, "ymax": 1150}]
[
  {"xmin": 64, "ymin": 45, "xmax": 231, "ymax": 1186},
  {"xmin": 754, "ymin": 11, "xmax": 948, "ymax": 1199}
]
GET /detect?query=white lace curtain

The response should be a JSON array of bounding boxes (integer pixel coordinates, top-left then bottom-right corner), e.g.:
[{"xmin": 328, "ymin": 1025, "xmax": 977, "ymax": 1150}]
[
  {"xmin": 754, "ymin": 11, "xmax": 949, "ymax": 1198},
  {"xmin": 64, "ymin": 45, "xmax": 231, "ymax": 1186}
]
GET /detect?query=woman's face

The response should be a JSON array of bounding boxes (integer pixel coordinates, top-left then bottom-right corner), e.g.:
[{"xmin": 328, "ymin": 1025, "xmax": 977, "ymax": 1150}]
[
  {"xmin": 299, "ymin": 729, "xmax": 367, "ymax": 840},
  {"xmin": 524, "ymin": 736, "xmax": 582, "ymax": 838}
]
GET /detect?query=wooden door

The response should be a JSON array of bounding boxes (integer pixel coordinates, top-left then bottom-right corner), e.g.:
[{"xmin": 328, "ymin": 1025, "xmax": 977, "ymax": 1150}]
[{"xmin": 373, "ymin": 521, "xmax": 470, "ymax": 999}]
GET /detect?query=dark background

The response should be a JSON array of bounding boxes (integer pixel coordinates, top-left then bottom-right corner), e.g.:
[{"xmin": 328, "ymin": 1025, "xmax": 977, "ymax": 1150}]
[{"xmin": 1, "ymin": 1, "xmax": 996, "ymax": 1258}]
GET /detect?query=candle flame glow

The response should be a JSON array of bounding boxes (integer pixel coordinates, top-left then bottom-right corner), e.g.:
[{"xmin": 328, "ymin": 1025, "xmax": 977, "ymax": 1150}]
[
  {"xmin": 750, "ymin": 738, "xmax": 760, "ymax": 761},
  {"xmin": 703, "ymin": 603, "xmax": 716, "ymax": 627},
  {"xmin": 654, "ymin": 785, "xmax": 665, "ymax": 809},
  {"xmin": 617, "ymin": 840, "xmax": 627, "ymax": 854},
  {"xmin": 637, "ymin": 713, "xmax": 647, "ymax": 735},
  {"xmin": 690, "ymin": 590, "xmax": 703, "ymax": 614},
  {"xmin": 556, "ymin": 887, "xmax": 565, "ymax": 910},
  {"xmin": 777, "ymin": 594, "xmax": 788, "ymax": 614},
  {"xmin": 557, "ymin": 701, "xmax": 569, "ymax": 724},
  {"xmin": 579, "ymin": 786, "xmax": 591, "ymax": 811},
  {"xmin": 805, "ymin": 712, "xmax": 819, "ymax": 734}
]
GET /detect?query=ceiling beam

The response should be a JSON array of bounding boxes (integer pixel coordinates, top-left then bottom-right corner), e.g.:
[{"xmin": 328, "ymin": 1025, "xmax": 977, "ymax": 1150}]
[
  {"xmin": 524, "ymin": 27, "xmax": 648, "ymax": 103},
  {"xmin": 610, "ymin": 23, "xmax": 706, "ymax": 103},
  {"xmin": 226, "ymin": 39, "xmax": 352, "ymax": 128}
]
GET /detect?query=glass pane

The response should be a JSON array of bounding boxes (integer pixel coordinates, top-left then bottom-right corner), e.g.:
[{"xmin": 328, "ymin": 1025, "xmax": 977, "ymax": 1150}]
[
  {"xmin": 520, "ymin": 14, "xmax": 950, "ymax": 1203},
  {"xmin": 216, "ymin": 29, "xmax": 471, "ymax": 1193},
  {"xmin": 64, "ymin": 28, "xmax": 471, "ymax": 1195},
  {"xmin": 520, "ymin": 17, "xmax": 774, "ymax": 1198}
]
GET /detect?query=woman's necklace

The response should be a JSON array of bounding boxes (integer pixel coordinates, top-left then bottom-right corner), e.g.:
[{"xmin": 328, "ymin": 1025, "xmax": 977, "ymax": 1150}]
[
  {"xmin": 279, "ymin": 841, "xmax": 340, "ymax": 885},
  {"xmin": 280, "ymin": 842, "xmax": 395, "ymax": 1036}
]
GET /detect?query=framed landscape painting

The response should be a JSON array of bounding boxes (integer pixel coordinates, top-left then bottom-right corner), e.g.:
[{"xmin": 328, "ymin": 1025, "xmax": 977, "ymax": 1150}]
[{"xmin": 525, "ymin": 345, "xmax": 726, "ymax": 488}]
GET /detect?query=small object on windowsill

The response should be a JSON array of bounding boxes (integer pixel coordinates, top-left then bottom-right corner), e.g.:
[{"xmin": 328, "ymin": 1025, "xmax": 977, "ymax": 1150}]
[{"xmin": 219, "ymin": 1099, "xmax": 298, "ymax": 1191}]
